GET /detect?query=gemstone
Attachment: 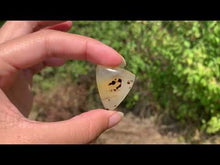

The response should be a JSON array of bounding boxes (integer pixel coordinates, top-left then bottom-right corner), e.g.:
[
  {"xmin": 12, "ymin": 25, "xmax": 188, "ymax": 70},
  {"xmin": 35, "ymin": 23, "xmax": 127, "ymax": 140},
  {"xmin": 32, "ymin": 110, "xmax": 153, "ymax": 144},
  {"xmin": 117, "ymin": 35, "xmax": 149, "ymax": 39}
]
[{"xmin": 96, "ymin": 65, "xmax": 135, "ymax": 110}]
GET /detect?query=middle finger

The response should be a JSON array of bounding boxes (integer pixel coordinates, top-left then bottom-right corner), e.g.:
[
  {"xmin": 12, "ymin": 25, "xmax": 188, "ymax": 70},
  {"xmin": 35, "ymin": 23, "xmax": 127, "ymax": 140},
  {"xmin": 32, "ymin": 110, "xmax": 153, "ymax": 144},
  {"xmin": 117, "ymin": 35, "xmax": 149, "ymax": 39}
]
[{"xmin": 0, "ymin": 21, "xmax": 72, "ymax": 44}]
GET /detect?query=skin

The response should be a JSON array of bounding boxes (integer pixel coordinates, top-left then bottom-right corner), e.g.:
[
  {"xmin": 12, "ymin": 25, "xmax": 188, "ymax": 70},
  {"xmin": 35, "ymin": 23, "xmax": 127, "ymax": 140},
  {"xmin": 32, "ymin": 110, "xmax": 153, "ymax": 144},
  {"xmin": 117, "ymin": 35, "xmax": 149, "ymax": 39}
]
[{"xmin": 0, "ymin": 21, "xmax": 124, "ymax": 144}]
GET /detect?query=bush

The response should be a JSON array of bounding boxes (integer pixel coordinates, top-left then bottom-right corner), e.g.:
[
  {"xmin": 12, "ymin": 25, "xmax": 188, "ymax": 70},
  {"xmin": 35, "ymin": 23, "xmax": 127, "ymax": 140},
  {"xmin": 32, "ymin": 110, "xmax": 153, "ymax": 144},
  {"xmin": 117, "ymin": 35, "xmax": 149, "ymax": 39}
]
[{"xmin": 146, "ymin": 21, "xmax": 220, "ymax": 134}]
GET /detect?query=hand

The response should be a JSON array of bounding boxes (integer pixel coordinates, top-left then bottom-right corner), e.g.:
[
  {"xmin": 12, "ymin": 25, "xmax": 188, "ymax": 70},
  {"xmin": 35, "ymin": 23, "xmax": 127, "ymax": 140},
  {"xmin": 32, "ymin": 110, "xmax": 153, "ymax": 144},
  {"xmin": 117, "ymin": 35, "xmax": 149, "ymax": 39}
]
[{"xmin": 0, "ymin": 21, "xmax": 124, "ymax": 144}]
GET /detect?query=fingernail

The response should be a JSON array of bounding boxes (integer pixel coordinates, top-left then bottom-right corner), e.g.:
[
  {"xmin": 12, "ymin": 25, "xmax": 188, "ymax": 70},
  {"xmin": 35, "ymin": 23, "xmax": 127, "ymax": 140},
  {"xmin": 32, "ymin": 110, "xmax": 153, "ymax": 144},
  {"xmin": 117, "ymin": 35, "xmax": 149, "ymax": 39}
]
[
  {"xmin": 119, "ymin": 56, "xmax": 126, "ymax": 68},
  {"xmin": 108, "ymin": 112, "xmax": 124, "ymax": 128}
]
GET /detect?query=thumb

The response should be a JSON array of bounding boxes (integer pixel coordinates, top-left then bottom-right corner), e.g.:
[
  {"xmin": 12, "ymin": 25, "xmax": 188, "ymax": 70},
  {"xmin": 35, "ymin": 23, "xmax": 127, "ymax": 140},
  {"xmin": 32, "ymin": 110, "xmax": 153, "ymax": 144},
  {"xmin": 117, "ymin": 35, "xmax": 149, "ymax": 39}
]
[{"xmin": 24, "ymin": 109, "xmax": 124, "ymax": 144}]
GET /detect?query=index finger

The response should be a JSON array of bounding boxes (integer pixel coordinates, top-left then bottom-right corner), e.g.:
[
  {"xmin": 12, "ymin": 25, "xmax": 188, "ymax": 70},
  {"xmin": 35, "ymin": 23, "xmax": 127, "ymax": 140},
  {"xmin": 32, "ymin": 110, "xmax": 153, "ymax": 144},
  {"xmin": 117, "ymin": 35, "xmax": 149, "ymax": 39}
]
[{"xmin": 0, "ymin": 29, "xmax": 124, "ymax": 72}]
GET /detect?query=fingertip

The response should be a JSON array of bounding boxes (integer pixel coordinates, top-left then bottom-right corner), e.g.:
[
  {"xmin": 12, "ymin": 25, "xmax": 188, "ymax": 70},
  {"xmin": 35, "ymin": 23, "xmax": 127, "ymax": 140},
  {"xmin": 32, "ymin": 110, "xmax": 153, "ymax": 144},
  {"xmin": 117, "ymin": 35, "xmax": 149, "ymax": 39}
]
[
  {"xmin": 66, "ymin": 21, "xmax": 73, "ymax": 27},
  {"xmin": 119, "ymin": 56, "xmax": 126, "ymax": 67},
  {"xmin": 76, "ymin": 109, "xmax": 114, "ymax": 119},
  {"xmin": 87, "ymin": 42, "xmax": 123, "ymax": 67},
  {"xmin": 79, "ymin": 109, "xmax": 124, "ymax": 129},
  {"xmin": 108, "ymin": 111, "xmax": 124, "ymax": 128}
]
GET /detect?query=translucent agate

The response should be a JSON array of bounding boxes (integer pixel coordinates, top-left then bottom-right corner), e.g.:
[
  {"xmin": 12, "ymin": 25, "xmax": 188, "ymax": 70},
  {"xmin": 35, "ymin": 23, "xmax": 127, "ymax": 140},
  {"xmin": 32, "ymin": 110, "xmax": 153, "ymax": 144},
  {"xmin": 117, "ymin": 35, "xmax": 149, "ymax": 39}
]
[{"xmin": 96, "ymin": 65, "xmax": 135, "ymax": 110}]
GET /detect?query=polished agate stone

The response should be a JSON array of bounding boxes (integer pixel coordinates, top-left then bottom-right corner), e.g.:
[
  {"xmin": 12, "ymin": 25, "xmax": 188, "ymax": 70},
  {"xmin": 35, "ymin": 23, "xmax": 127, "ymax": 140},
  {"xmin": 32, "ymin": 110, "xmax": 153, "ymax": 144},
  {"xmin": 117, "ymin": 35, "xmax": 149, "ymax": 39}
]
[{"xmin": 96, "ymin": 65, "xmax": 135, "ymax": 110}]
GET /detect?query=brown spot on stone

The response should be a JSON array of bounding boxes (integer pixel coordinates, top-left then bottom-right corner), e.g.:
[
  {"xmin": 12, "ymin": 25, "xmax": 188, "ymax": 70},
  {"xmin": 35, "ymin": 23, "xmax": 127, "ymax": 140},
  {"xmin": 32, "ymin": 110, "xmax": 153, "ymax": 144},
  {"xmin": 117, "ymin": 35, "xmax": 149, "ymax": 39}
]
[
  {"xmin": 116, "ymin": 84, "xmax": 121, "ymax": 90},
  {"xmin": 108, "ymin": 80, "xmax": 116, "ymax": 86}
]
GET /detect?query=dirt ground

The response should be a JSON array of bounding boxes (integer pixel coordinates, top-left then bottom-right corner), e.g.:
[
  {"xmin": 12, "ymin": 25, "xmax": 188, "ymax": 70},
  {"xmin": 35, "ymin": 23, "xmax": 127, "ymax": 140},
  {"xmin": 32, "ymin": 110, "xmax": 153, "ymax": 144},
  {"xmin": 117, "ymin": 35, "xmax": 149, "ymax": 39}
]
[{"xmin": 95, "ymin": 112, "xmax": 180, "ymax": 144}]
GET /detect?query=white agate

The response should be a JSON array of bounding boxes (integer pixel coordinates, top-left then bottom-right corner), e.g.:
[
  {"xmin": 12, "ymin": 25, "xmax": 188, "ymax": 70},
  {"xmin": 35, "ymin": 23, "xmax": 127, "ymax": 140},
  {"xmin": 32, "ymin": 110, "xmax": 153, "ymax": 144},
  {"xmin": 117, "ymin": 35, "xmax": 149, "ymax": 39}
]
[{"xmin": 96, "ymin": 64, "xmax": 135, "ymax": 110}]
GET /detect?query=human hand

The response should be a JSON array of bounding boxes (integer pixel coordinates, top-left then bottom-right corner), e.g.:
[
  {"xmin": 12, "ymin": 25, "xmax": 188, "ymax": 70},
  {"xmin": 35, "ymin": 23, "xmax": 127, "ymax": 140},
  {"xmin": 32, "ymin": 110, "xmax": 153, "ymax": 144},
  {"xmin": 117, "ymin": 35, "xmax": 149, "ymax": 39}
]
[{"xmin": 0, "ymin": 21, "xmax": 124, "ymax": 143}]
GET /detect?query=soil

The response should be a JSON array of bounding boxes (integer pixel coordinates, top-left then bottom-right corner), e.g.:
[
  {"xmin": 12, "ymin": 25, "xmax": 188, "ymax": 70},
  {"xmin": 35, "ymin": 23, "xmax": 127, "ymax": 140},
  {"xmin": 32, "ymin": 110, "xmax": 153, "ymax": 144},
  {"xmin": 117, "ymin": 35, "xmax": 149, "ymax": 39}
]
[{"xmin": 95, "ymin": 112, "xmax": 180, "ymax": 144}]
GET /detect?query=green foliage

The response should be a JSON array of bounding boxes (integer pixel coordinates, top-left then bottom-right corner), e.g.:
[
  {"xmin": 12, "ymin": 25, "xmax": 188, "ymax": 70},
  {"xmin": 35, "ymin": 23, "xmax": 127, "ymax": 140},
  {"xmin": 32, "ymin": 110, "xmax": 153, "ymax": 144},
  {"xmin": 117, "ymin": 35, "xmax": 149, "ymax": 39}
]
[
  {"xmin": 0, "ymin": 21, "xmax": 5, "ymax": 27},
  {"xmin": 56, "ymin": 60, "xmax": 92, "ymax": 80},
  {"xmin": 140, "ymin": 21, "xmax": 220, "ymax": 133},
  {"xmin": 206, "ymin": 115, "xmax": 220, "ymax": 134}
]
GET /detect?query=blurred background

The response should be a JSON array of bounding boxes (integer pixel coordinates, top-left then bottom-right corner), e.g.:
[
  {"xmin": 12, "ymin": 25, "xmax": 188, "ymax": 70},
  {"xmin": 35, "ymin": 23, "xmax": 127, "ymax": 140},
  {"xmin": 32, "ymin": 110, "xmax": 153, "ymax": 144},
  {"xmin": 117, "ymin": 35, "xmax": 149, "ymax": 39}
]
[{"xmin": 0, "ymin": 21, "xmax": 220, "ymax": 143}]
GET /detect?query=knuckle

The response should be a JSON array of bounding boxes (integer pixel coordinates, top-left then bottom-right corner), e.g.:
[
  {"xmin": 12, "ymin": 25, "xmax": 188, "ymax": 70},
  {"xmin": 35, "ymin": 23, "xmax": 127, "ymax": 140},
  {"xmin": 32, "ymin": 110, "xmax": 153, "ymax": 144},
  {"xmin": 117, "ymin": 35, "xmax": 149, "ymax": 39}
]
[{"xmin": 35, "ymin": 29, "xmax": 57, "ymax": 57}]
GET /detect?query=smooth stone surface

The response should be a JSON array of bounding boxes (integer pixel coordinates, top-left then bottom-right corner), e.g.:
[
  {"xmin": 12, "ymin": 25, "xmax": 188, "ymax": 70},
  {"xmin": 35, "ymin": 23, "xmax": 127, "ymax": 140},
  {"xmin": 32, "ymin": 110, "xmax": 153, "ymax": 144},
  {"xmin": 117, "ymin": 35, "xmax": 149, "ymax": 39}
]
[{"xmin": 96, "ymin": 65, "xmax": 135, "ymax": 110}]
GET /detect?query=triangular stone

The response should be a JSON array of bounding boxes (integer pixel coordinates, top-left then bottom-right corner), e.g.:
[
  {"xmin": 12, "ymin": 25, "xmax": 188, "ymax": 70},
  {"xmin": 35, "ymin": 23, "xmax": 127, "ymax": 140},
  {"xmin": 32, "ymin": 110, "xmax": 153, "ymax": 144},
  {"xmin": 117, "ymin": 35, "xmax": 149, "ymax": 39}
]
[{"xmin": 96, "ymin": 65, "xmax": 135, "ymax": 110}]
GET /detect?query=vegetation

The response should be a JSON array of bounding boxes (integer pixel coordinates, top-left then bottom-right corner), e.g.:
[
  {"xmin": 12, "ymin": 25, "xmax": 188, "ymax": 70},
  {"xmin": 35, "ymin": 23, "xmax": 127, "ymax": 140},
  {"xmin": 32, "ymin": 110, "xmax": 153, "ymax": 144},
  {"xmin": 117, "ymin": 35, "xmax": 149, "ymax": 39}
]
[{"xmin": 1, "ymin": 21, "xmax": 220, "ymax": 136}]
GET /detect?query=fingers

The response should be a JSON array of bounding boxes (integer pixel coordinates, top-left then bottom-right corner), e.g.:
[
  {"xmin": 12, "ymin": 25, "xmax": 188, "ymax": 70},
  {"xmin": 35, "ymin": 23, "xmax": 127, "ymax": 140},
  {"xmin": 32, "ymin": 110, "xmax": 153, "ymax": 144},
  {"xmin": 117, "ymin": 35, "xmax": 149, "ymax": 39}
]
[
  {"xmin": 0, "ymin": 89, "xmax": 24, "ymax": 117},
  {"xmin": 0, "ymin": 29, "xmax": 123, "ymax": 75},
  {"xmin": 44, "ymin": 57, "xmax": 66, "ymax": 66},
  {"xmin": 29, "ymin": 58, "xmax": 66, "ymax": 74},
  {"xmin": 0, "ymin": 21, "xmax": 72, "ymax": 44},
  {"xmin": 22, "ymin": 109, "xmax": 124, "ymax": 144}
]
